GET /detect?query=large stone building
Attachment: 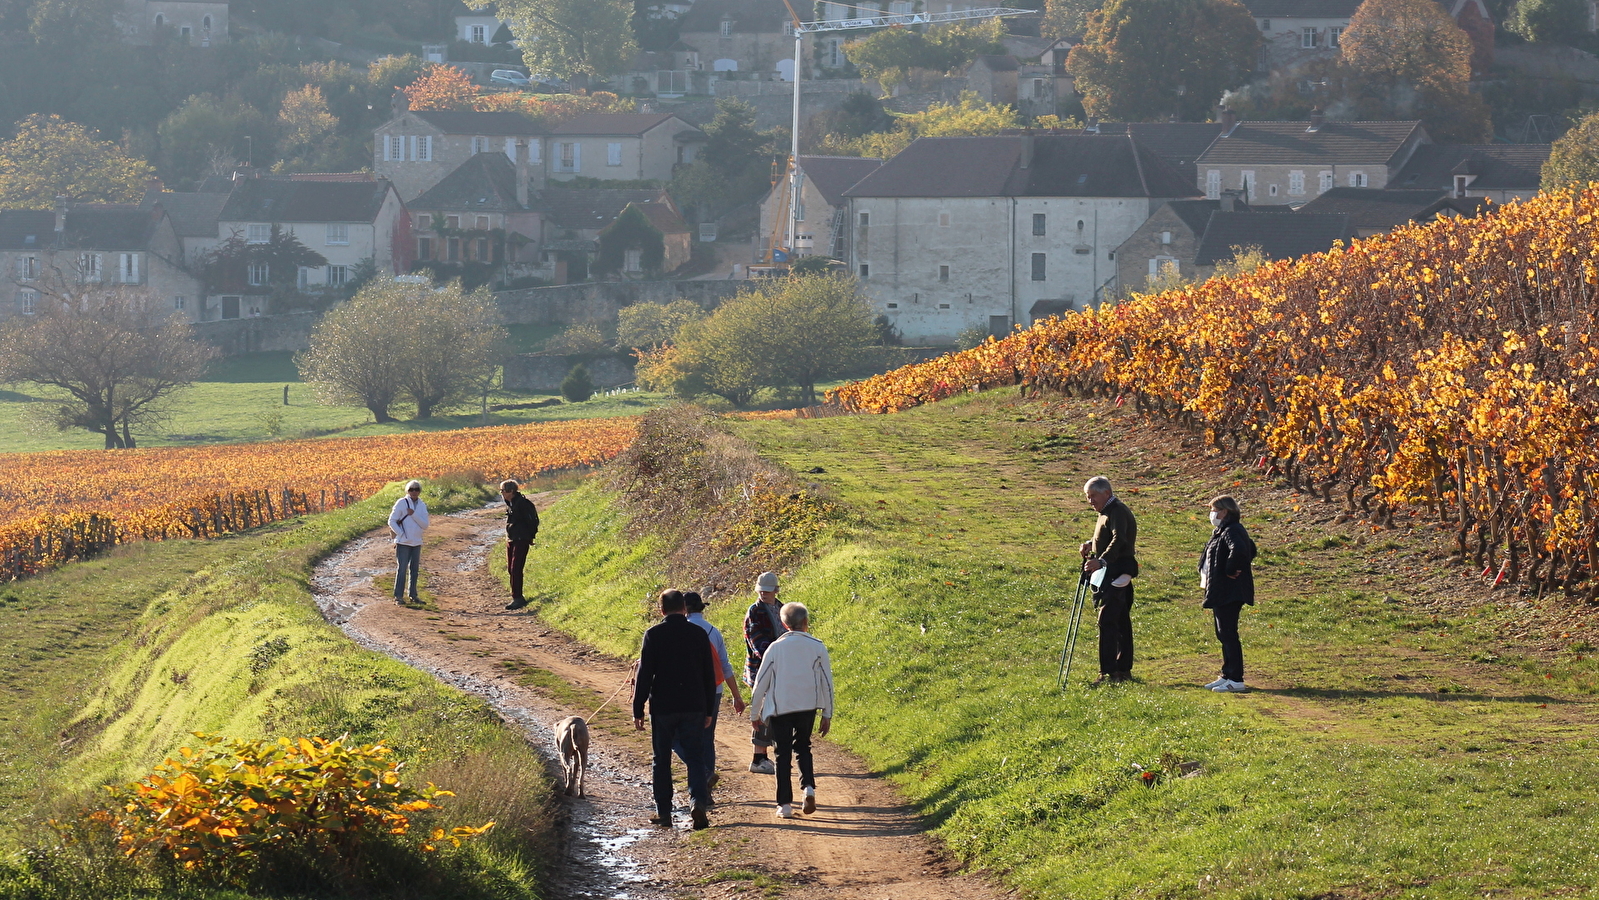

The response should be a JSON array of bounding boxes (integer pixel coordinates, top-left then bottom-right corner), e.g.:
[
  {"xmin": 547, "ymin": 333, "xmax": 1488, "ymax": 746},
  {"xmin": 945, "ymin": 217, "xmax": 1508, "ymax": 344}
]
[
  {"xmin": 409, "ymin": 149, "xmax": 543, "ymax": 276},
  {"xmin": 375, "ymin": 107, "xmax": 546, "ymax": 202},
  {"xmin": 843, "ymin": 133, "xmax": 1201, "ymax": 344},
  {"xmin": 757, "ymin": 155, "xmax": 883, "ymax": 261},
  {"xmin": 1390, "ymin": 143, "xmax": 1550, "ymax": 203},
  {"xmin": 1195, "ymin": 115, "xmax": 1429, "ymax": 204},
  {"xmin": 546, "ymin": 113, "xmax": 704, "ymax": 183},
  {"xmin": 120, "ymin": 0, "xmax": 229, "ymax": 45}
]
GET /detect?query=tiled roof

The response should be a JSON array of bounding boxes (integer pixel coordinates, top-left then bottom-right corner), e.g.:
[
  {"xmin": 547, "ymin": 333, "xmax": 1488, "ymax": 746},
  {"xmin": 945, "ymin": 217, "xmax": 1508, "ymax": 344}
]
[
  {"xmin": 220, "ymin": 178, "xmax": 394, "ymax": 224},
  {"xmin": 0, "ymin": 206, "xmax": 159, "ymax": 250},
  {"xmin": 1237, "ymin": 0, "xmax": 1363, "ymax": 17},
  {"xmin": 844, "ymin": 134, "xmax": 1202, "ymax": 199},
  {"xmin": 1294, "ymin": 188, "xmax": 1452, "ymax": 231},
  {"xmin": 550, "ymin": 113, "xmax": 694, "ymax": 136},
  {"xmin": 1164, "ymin": 199, "xmax": 1226, "ymax": 234},
  {"xmin": 1393, "ymin": 143, "xmax": 1550, "ymax": 191},
  {"xmin": 411, "ymin": 110, "xmax": 543, "ymax": 136},
  {"xmin": 148, "ymin": 190, "xmax": 229, "ymax": 238},
  {"xmin": 412, "ymin": 152, "xmax": 526, "ymax": 212},
  {"xmin": 1194, "ymin": 211, "xmax": 1351, "ymax": 266},
  {"xmin": 0, "ymin": 211, "xmax": 57, "ymax": 250},
  {"xmin": 633, "ymin": 201, "xmax": 690, "ymax": 235},
  {"xmin": 797, "ymin": 156, "xmax": 883, "ymax": 207},
  {"xmin": 1085, "ymin": 123, "xmax": 1226, "ymax": 181},
  {"xmin": 1196, "ymin": 121, "xmax": 1425, "ymax": 167},
  {"xmin": 540, "ymin": 188, "xmax": 676, "ymax": 230}
]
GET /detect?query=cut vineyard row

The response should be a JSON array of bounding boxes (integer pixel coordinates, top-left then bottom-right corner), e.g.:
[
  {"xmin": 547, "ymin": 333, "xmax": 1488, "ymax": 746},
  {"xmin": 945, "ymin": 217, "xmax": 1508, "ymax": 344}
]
[
  {"xmin": 0, "ymin": 418, "xmax": 637, "ymax": 580},
  {"xmin": 829, "ymin": 183, "xmax": 1599, "ymax": 599}
]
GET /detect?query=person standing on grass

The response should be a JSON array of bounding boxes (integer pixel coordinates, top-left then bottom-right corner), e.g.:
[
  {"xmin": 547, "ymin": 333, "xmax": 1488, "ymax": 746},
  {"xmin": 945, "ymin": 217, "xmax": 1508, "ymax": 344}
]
[
  {"xmin": 387, "ymin": 480, "xmax": 430, "ymax": 604},
  {"xmin": 1199, "ymin": 495, "xmax": 1256, "ymax": 693},
  {"xmin": 1080, "ymin": 476, "xmax": 1139, "ymax": 685},
  {"xmin": 500, "ymin": 479, "xmax": 540, "ymax": 611},
  {"xmin": 675, "ymin": 591, "xmax": 745, "ymax": 791},
  {"xmin": 633, "ymin": 589, "xmax": 716, "ymax": 830},
  {"xmin": 748, "ymin": 601, "xmax": 834, "ymax": 819},
  {"xmin": 743, "ymin": 571, "xmax": 784, "ymax": 774}
]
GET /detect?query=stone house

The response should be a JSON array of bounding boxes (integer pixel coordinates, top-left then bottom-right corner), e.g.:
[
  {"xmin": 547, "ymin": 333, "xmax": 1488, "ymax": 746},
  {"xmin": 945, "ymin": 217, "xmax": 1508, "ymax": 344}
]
[
  {"xmin": 1390, "ymin": 144, "xmax": 1551, "ymax": 203},
  {"xmin": 1190, "ymin": 210, "xmax": 1351, "ymax": 280},
  {"xmin": 1241, "ymin": 0, "xmax": 1493, "ymax": 73},
  {"xmin": 211, "ymin": 175, "xmax": 407, "ymax": 317},
  {"xmin": 1294, "ymin": 186, "xmax": 1487, "ymax": 237},
  {"xmin": 966, "ymin": 55, "xmax": 1019, "ymax": 106},
  {"xmin": 546, "ymin": 113, "xmax": 705, "ymax": 183},
  {"xmin": 1113, "ymin": 194, "xmax": 1255, "ymax": 292},
  {"xmin": 0, "ymin": 201, "xmax": 202, "ymax": 323},
  {"xmin": 678, "ymin": 0, "xmax": 807, "ymax": 80},
  {"xmin": 843, "ymin": 133, "xmax": 1201, "ymax": 344},
  {"xmin": 1195, "ymin": 114, "xmax": 1429, "ymax": 205},
  {"xmin": 374, "ymin": 106, "xmax": 546, "ymax": 202},
  {"xmin": 539, "ymin": 188, "xmax": 686, "ymax": 280},
  {"xmin": 616, "ymin": 202, "xmax": 694, "ymax": 273},
  {"xmin": 757, "ymin": 155, "xmax": 883, "ymax": 261},
  {"xmin": 409, "ymin": 148, "xmax": 544, "ymax": 277},
  {"xmin": 121, "ymin": 0, "xmax": 228, "ymax": 46},
  {"xmin": 454, "ymin": 0, "xmax": 511, "ymax": 45}
]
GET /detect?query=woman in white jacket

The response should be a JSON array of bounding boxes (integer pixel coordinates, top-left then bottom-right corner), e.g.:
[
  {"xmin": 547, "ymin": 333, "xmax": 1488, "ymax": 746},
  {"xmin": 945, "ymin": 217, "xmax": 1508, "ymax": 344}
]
[
  {"xmin": 387, "ymin": 480, "xmax": 430, "ymax": 603},
  {"xmin": 747, "ymin": 602, "xmax": 834, "ymax": 819}
]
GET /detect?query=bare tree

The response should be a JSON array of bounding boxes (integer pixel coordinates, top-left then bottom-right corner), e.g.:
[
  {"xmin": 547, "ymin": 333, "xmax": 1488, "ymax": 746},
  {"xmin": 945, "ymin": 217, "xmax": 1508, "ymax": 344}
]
[{"xmin": 0, "ymin": 285, "xmax": 215, "ymax": 448}]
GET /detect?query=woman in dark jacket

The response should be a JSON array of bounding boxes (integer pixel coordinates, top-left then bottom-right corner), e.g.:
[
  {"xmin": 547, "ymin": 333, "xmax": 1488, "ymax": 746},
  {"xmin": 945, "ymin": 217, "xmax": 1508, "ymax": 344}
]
[{"xmin": 1199, "ymin": 495, "xmax": 1256, "ymax": 692}]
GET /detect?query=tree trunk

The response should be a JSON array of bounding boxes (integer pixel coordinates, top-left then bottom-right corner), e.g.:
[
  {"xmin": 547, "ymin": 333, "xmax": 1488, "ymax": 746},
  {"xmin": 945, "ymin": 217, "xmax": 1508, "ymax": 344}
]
[
  {"xmin": 369, "ymin": 405, "xmax": 395, "ymax": 424},
  {"xmin": 415, "ymin": 400, "xmax": 433, "ymax": 419}
]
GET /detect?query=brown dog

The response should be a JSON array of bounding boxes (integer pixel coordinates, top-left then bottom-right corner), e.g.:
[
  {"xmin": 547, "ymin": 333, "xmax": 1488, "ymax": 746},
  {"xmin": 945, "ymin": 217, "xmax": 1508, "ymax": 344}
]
[{"xmin": 554, "ymin": 716, "xmax": 589, "ymax": 797}]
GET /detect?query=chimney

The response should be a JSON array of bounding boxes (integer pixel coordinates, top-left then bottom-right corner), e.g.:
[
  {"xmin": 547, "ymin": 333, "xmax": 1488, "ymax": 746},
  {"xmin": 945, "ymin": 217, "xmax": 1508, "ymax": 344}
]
[
  {"xmin": 1219, "ymin": 189, "xmax": 1237, "ymax": 213},
  {"xmin": 515, "ymin": 138, "xmax": 530, "ymax": 208},
  {"xmin": 1020, "ymin": 132, "xmax": 1034, "ymax": 169},
  {"xmin": 391, "ymin": 88, "xmax": 410, "ymax": 118},
  {"xmin": 54, "ymin": 195, "xmax": 68, "ymax": 233},
  {"xmin": 1219, "ymin": 106, "xmax": 1237, "ymax": 133},
  {"xmin": 1307, "ymin": 107, "xmax": 1325, "ymax": 133},
  {"xmin": 1085, "ymin": 116, "xmax": 1099, "ymax": 134}
]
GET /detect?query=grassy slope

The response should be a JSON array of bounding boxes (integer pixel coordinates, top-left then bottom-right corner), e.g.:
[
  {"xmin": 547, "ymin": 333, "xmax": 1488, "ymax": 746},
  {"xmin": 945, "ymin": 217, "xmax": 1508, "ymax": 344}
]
[
  {"xmin": 0, "ymin": 344, "xmax": 671, "ymax": 453},
  {"xmin": 0, "ymin": 484, "xmax": 553, "ymax": 899},
  {"xmin": 522, "ymin": 392, "xmax": 1599, "ymax": 900}
]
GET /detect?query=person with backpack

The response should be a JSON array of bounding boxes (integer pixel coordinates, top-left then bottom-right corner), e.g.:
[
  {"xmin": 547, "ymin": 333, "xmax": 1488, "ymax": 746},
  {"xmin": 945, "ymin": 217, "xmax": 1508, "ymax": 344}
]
[
  {"xmin": 1199, "ymin": 495, "xmax": 1256, "ymax": 692},
  {"xmin": 742, "ymin": 571, "xmax": 784, "ymax": 774},
  {"xmin": 387, "ymin": 480, "xmax": 430, "ymax": 604},
  {"xmin": 500, "ymin": 479, "xmax": 540, "ymax": 610}
]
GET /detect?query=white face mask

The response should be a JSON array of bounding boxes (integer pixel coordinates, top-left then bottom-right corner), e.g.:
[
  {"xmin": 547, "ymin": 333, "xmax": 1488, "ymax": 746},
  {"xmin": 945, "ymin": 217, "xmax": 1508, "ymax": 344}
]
[{"xmin": 1209, "ymin": 511, "xmax": 1225, "ymax": 529}]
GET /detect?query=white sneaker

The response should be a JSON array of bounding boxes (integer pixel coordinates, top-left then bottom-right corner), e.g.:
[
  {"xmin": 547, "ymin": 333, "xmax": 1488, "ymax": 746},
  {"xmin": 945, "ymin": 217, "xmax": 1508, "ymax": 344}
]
[
  {"xmin": 1211, "ymin": 680, "xmax": 1249, "ymax": 692},
  {"xmin": 776, "ymin": 803, "xmax": 794, "ymax": 818},
  {"xmin": 750, "ymin": 758, "xmax": 775, "ymax": 774},
  {"xmin": 802, "ymin": 786, "xmax": 816, "ymax": 814},
  {"xmin": 1203, "ymin": 677, "xmax": 1228, "ymax": 689}
]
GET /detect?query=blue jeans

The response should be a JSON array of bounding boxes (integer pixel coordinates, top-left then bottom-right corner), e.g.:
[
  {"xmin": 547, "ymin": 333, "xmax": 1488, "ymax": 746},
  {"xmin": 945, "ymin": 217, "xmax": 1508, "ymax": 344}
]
[
  {"xmin": 672, "ymin": 694, "xmax": 721, "ymax": 772},
  {"xmin": 394, "ymin": 543, "xmax": 420, "ymax": 600},
  {"xmin": 651, "ymin": 711, "xmax": 711, "ymax": 818}
]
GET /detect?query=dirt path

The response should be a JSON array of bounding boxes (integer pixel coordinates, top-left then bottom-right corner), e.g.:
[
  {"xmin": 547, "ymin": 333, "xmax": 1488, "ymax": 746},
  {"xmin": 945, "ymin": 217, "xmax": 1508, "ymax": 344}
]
[{"xmin": 311, "ymin": 497, "xmax": 1013, "ymax": 900}]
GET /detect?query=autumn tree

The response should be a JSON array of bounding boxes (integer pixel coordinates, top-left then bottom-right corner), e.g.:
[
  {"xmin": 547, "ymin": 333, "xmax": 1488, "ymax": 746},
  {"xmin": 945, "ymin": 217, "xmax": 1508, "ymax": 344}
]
[
  {"xmin": 1041, "ymin": 0, "xmax": 1103, "ymax": 41},
  {"xmin": 845, "ymin": 19, "xmax": 1007, "ymax": 95},
  {"xmin": 298, "ymin": 277, "xmax": 506, "ymax": 421},
  {"xmin": 402, "ymin": 64, "xmax": 482, "ymax": 111},
  {"xmin": 156, "ymin": 95, "xmax": 269, "ymax": 183},
  {"xmin": 1505, "ymin": 0, "xmax": 1588, "ymax": 43},
  {"xmin": 276, "ymin": 85, "xmax": 339, "ymax": 169},
  {"xmin": 0, "ymin": 114, "xmax": 155, "ymax": 209},
  {"xmin": 1342, "ymin": 0, "xmax": 1489, "ymax": 140},
  {"xmin": 819, "ymin": 91, "xmax": 1028, "ymax": 158},
  {"xmin": 0, "ymin": 285, "xmax": 215, "ymax": 449},
  {"xmin": 1067, "ymin": 0, "xmax": 1260, "ymax": 122},
  {"xmin": 482, "ymin": 0, "xmax": 636, "ymax": 82},
  {"xmin": 1542, "ymin": 110, "xmax": 1599, "ymax": 190}
]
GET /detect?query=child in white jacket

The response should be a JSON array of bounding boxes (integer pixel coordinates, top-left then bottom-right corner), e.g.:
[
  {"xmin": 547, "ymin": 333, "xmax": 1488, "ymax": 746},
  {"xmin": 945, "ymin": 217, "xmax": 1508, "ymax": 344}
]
[{"xmin": 747, "ymin": 602, "xmax": 834, "ymax": 819}]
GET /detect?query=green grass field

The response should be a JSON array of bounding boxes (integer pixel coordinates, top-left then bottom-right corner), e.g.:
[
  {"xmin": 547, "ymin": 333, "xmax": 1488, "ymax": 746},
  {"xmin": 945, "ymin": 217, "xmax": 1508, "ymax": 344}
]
[{"xmin": 521, "ymin": 391, "xmax": 1599, "ymax": 899}]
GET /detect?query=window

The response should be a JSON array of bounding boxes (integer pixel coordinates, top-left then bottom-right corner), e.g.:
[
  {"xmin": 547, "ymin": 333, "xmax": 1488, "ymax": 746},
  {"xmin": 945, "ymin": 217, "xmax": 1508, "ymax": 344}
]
[
  {"xmin": 1161, "ymin": 231, "xmax": 1172, "ymax": 245},
  {"xmin": 417, "ymin": 135, "xmax": 431, "ymax": 161},
  {"xmin": 1260, "ymin": 18, "xmax": 1270, "ymax": 30},
  {"xmin": 471, "ymin": 24, "xmax": 486, "ymax": 42},
  {"xmin": 1241, "ymin": 170, "xmax": 1255, "ymax": 196},
  {"xmin": 1033, "ymin": 78, "xmax": 1046, "ymax": 99},
  {"xmin": 624, "ymin": 248, "xmax": 643, "ymax": 272},
  {"xmin": 297, "ymin": 266, "xmax": 311, "ymax": 290},
  {"xmin": 858, "ymin": 263, "xmax": 869, "ymax": 278},
  {"xmin": 17, "ymin": 256, "xmax": 38, "ymax": 281},
  {"xmin": 1349, "ymin": 171, "xmax": 1367, "ymax": 187},
  {"xmin": 1301, "ymin": 26, "xmax": 1317, "ymax": 48},
  {"xmin": 248, "ymin": 223, "xmax": 270, "ymax": 244},
  {"xmin": 18, "ymin": 288, "xmax": 37, "ymax": 315},
  {"xmin": 886, "ymin": 302, "xmax": 897, "ymax": 308},
  {"xmin": 79, "ymin": 252, "xmax": 101, "ymax": 282},
  {"xmin": 118, "ymin": 253, "xmax": 140, "ymax": 284},
  {"xmin": 154, "ymin": 13, "xmax": 163, "ymax": 26},
  {"xmin": 388, "ymin": 135, "xmax": 404, "ymax": 161},
  {"xmin": 180, "ymin": 25, "xmax": 190, "ymax": 39},
  {"xmin": 1257, "ymin": 45, "xmax": 1269, "ymax": 71},
  {"xmin": 328, "ymin": 265, "xmax": 349, "ymax": 286},
  {"xmin": 203, "ymin": 15, "xmax": 210, "ymax": 30},
  {"xmin": 858, "ymin": 212, "xmax": 869, "ymax": 227},
  {"xmin": 1031, "ymin": 252, "xmax": 1046, "ymax": 281},
  {"xmin": 1289, "ymin": 170, "xmax": 1305, "ymax": 195},
  {"xmin": 326, "ymin": 223, "xmax": 349, "ymax": 245},
  {"xmin": 416, "ymin": 214, "xmax": 431, "ymax": 230},
  {"xmin": 1269, "ymin": 184, "xmax": 1279, "ymax": 196},
  {"xmin": 417, "ymin": 237, "xmax": 433, "ymax": 260},
  {"xmin": 1147, "ymin": 257, "xmax": 1178, "ymax": 282},
  {"xmin": 247, "ymin": 262, "xmax": 269, "ymax": 286},
  {"xmin": 447, "ymin": 238, "xmax": 460, "ymax": 261},
  {"xmin": 1206, "ymin": 170, "xmax": 1221, "ymax": 199},
  {"xmin": 607, "ymin": 142, "xmax": 623, "ymax": 166},
  {"xmin": 1032, "ymin": 213, "xmax": 1046, "ymax": 236},
  {"xmin": 558, "ymin": 142, "xmax": 578, "ymax": 172},
  {"xmin": 475, "ymin": 215, "xmax": 489, "ymax": 230},
  {"xmin": 476, "ymin": 238, "xmax": 490, "ymax": 261},
  {"xmin": 938, "ymin": 303, "xmax": 950, "ymax": 309},
  {"xmin": 472, "ymin": 136, "xmax": 489, "ymax": 154},
  {"xmin": 720, "ymin": 17, "xmax": 732, "ymax": 36},
  {"xmin": 447, "ymin": 215, "xmax": 460, "ymax": 228},
  {"xmin": 1329, "ymin": 26, "xmax": 1342, "ymax": 47},
  {"xmin": 1319, "ymin": 170, "xmax": 1334, "ymax": 193},
  {"xmin": 173, "ymin": 295, "xmax": 186, "ymax": 311},
  {"xmin": 939, "ymin": 265, "xmax": 949, "ymax": 282}
]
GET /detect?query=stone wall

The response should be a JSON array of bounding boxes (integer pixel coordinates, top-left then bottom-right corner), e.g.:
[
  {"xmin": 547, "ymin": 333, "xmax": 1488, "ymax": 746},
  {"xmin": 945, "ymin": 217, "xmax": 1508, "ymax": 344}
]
[
  {"xmin": 503, "ymin": 353, "xmax": 635, "ymax": 391},
  {"xmin": 191, "ymin": 311, "xmax": 320, "ymax": 356}
]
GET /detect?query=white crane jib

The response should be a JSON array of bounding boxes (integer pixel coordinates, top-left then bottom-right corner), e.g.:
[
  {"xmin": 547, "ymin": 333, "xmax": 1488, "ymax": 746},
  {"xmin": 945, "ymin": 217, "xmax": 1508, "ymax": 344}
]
[{"xmin": 771, "ymin": 2, "xmax": 1035, "ymax": 266}]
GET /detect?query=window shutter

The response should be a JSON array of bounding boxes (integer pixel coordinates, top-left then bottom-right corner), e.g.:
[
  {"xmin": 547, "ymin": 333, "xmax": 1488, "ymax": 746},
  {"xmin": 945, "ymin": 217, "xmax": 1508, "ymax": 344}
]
[
  {"xmin": 419, "ymin": 136, "xmax": 431, "ymax": 161},
  {"xmin": 573, "ymin": 143, "xmax": 581, "ymax": 172},
  {"xmin": 409, "ymin": 136, "xmax": 417, "ymax": 161},
  {"xmin": 383, "ymin": 135, "xmax": 390, "ymax": 161},
  {"xmin": 505, "ymin": 137, "xmax": 516, "ymax": 160}
]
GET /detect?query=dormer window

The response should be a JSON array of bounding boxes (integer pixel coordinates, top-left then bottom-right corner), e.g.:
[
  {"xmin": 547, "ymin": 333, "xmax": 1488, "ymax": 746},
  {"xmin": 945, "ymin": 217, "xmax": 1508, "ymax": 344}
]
[{"xmin": 720, "ymin": 17, "xmax": 732, "ymax": 36}]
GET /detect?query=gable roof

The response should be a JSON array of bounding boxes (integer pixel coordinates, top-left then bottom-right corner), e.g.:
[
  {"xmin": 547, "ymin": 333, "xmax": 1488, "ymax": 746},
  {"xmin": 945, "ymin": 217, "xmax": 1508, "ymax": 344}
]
[
  {"xmin": 678, "ymin": 0, "xmax": 806, "ymax": 34},
  {"xmin": 1294, "ymin": 187, "xmax": 1452, "ymax": 231},
  {"xmin": 412, "ymin": 152, "xmax": 527, "ymax": 212},
  {"xmin": 540, "ymin": 188, "xmax": 677, "ymax": 231},
  {"xmin": 633, "ymin": 201, "xmax": 691, "ymax": 235},
  {"xmin": 1163, "ymin": 198, "xmax": 1228, "ymax": 234},
  {"xmin": 0, "ymin": 206, "xmax": 160, "ymax": 251},
  {"xmin": 1393, "ymin": 143, "xmax": 1550, "ymax": 191},
  {"xmin": 219, "ymin": 178, "xmax": 395, "ymax": 224},
  {"xmin": 410, "ymin": 110, "xmax": 543, "ymax": 136},
  {"xmin": 797, "ymin": 156, "xmax": 883, "ymax": 207},
  {"xmin": 1194, "ymin": 211, "xmax": 1351, "ymax": 266},
  {"xmin": 844, "ymin": 134, "xmax": 1202, "ymax": 200},
  {"xmin": 0, "ymin": 211, "xmax": 58, "ymax": 250},
  {"xmin": 1237, "ymin": 0, "xmax": 1363, "ymax": 17},
  {"xmin": 146, "ymin": 190, "xmax": 230, "ymax": 238},
  {"xmin": 550, "ymin": 112, "xmax": 696, "ymax": 137},
  {"xmin": 1197, "ymin": 120, "xmax": 1425, "ymax": 167},
  {"xmin": 1084, "ymin": 122, "xmax": 1226, "ymax": 181}
]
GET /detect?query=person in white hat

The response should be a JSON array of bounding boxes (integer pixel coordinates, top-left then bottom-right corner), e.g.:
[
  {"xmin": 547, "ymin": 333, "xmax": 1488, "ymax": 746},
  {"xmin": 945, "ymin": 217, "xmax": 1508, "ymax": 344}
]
[
  {"xmin": 387, "ymin": 480, "xmax": 430, "ymax": 604},
  {"xmin": 741, "ymin": 571, "xmax": 783, "ymax": 773}
]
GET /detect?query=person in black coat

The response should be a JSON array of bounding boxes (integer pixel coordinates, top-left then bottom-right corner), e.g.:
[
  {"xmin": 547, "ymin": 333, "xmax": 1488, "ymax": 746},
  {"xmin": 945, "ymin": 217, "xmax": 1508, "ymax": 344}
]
[
  {"xmin": 633, "ymin": 589, "xmax": 717, "ymax": 830},
  {"xmin": 500, "ymin": 479, "xmax": 540, "ymax": 610},
  {"xmin": 1199, "ymin": 495, "xmax": 1256, "ymax": 692}
]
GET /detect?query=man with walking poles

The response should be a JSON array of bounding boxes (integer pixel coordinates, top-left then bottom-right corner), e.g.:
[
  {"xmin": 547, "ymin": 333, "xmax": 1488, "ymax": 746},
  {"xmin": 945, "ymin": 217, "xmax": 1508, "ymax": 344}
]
[{"xmin": 1076, "ymin": 476, "xmax": 1139, "ymax": 685}]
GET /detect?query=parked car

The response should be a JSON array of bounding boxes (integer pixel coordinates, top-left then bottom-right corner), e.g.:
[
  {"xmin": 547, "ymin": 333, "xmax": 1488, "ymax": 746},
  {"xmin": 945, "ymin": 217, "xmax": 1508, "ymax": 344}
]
[{"xmin": 490, "ymin": 69, "xmax": 531, "ymax": 87}]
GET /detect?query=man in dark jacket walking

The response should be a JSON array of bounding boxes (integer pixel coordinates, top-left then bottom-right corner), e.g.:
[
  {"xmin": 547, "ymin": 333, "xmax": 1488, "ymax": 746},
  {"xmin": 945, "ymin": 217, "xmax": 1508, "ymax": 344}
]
[
  {"xmin": 500, "ymin": 479, "xmax": 540, "ymax": 610},
  {"xmin": 633, "ymin": 589, "xmax": 717, "ymax": 830},
  {"xmin": 1080, "ymin": 476, "xmax": 1139, "ymax": 684}
]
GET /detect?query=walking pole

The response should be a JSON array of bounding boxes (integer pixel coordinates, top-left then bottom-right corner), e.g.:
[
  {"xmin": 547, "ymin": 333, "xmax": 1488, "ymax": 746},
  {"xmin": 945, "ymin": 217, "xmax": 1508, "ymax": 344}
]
[{"xmin": 1057, "ymin": 571, "xmax": 1091, "ymax": 689}]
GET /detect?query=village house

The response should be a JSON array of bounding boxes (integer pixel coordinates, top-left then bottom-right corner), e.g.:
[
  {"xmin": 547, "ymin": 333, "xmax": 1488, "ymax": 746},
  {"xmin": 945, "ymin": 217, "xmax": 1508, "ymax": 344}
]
[
  {"xmin": 757, "ymin": 155, "xmax": 883, "ymax": 261},
  {"xmin": 1195, "ymin": 112, "xmax": 1429, "ymax": 204},
  {"xmin": 677, "ymin": 0, "xmax": 809, "ymax": 80},
  {"xmin": 374, "ymin": 104, "xmax": 546, "ymax": 202},
  {"xmin": 966, "ymin": 55, "xmax": 1019, "ymax": 106},
  {"xmin": 539, "ymin": 188, "xmax": 690, "ymax": 279},
  {"xmin": 1390, "ymin": 143, "xmax": 1551, "ymax": 203},
  {"xmin": 1295, "ymin": 186, "xmax": 1487, "ymax": 237},
  {"xmin": 1112, "ymin": 193, "xmax": 1263, "ymax": 291},
  {"xmin": 120, "ymin": 0, "xmax": 229, "ymax": 46},
  {"xmin": 1081, "ymin": 121, "xmax": 1229, "ymax": 185},
  {"xmin": 453, "ymin": 0, "xmax": 512, "ymax": 46},
  {"xmin": 1242, "ymin": 0, "xmax": 1494, "ymax": 72},
  {"xmin": 843, "ymin": 133, "xmax": 1201, "ymax": 344},
  {"xmin": 408, "ymin": 147, "xmax": 544, "ymax": 278},
  {"xmin": 546, "ymin": 113, "xmax": 704, "ymax": 183},
  {"xmin": 1189, "ymin": 209, "xmax": 1352, "ymax": 279},
  {"xmin": 0, "ymin": 200, "xmax": 202, "ymax": 323}
]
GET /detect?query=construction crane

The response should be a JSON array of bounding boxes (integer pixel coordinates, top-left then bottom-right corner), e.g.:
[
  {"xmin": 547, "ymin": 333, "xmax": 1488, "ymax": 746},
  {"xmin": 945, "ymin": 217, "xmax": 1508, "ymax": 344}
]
[{"xmin": 762, "ymin": 2, "xmax": 1035, "ymax": 268}]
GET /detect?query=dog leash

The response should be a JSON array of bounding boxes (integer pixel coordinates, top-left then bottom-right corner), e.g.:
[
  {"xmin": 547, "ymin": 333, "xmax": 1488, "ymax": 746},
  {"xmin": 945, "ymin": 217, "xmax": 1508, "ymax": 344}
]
[{"xmin": 586, "ymin": 661, "xmax": 637, "ymax": 722}]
